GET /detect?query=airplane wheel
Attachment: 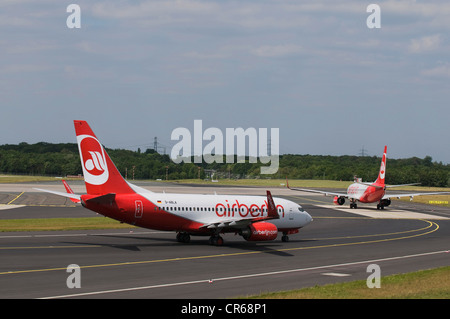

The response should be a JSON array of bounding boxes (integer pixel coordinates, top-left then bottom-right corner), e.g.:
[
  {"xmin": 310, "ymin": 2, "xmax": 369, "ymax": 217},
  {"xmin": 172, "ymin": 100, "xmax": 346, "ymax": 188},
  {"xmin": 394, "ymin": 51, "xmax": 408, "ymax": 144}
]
[
  {"xmin": 282, "ymin": 235, "xmax": 289, "ymax": 242},
  {"xmin": 209, "ymin": 235, "xmax": 224, "ymax": 246},
  {"xmin": 177, "ymin": 232, "xmax": 190, "ymax": 243}
]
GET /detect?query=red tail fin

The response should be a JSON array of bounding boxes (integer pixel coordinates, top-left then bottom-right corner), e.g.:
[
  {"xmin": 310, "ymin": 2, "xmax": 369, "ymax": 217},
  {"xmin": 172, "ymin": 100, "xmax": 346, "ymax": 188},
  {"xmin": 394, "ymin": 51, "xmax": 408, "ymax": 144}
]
[
  {"xmin": 374, "ymin": 145, "xmax": 387, "ymax": 186},
  {"xmin": 74, "ymin": 120, "xmax": 134, "ymax": 195}
]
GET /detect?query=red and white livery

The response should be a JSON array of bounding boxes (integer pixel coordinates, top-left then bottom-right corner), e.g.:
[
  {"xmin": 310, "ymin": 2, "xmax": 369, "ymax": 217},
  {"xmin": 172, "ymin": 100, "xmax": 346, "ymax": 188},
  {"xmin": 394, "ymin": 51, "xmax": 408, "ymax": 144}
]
[{"xmin": 36, "ymin": 120, "xmax": 312, "ymax": 245}]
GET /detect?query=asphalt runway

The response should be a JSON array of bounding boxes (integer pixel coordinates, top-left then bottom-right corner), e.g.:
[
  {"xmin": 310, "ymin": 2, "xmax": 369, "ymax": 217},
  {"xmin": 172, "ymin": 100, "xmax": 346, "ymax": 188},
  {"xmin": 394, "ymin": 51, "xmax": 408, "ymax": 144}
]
[{"xmin": 0, "ymin": 183, "xmax": 449, "ymax": 299}]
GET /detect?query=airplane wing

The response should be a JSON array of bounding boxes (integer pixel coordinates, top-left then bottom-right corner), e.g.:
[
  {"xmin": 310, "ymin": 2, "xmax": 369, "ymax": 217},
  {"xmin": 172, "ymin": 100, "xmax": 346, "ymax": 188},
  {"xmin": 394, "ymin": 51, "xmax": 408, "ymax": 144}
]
[
  {"xmin": 35, "ymin": 180, "xmax": 82, "ymax": 204},
  {"xmin": 383, "ymin": 191, "xmax": 450, "ymax": 200},
  {"xmin": 287, "ymin": 187, "xmax": 349, "ymax": 198},
  {"xmin": 200, "ymin": 190, "xmax": 280, "ymax": 230},
  {"xmin": 286, "ymin": 177, "xmax": 348, "ymax": 197},
  {"xmin": 384, "ymin": 183, "xmax": 421, "ymax": 188},
  {"xmin": 354, "ymin": 182, "xmax": 384, "ymax": 189}
]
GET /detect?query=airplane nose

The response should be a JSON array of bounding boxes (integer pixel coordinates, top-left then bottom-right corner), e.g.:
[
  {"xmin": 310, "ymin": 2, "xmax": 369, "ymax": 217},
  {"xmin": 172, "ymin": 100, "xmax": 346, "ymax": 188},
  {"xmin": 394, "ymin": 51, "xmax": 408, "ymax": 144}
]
[{"xmin": 303, "ymin": 211, "xmax": 313, "ymax": 225}]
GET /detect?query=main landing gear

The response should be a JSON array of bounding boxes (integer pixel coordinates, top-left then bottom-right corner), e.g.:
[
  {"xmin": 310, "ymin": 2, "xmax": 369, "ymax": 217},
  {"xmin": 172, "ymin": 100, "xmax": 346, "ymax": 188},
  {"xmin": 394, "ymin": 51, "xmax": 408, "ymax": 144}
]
[
  {"xmin": 176, "ymin": 232, "xmax": 190, "ymax": 243},
  {"xmin": 350, "ymin": 200, "xmax": 358, "ymax": 209},
  {"xmin": 176, "ymin": 232, "xmax": 224, "ymax": 246},
  {"xmin": 376, "ymin": 199, "xmax": 391, "ymax": 210},
  {"xmin": 208, "ymin": 235, "xmax": 224, "ymax": 246}
]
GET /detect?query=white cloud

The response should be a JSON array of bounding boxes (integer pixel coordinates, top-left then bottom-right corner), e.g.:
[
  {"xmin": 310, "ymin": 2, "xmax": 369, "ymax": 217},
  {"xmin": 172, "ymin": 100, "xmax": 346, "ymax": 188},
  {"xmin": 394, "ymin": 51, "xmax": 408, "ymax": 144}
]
[
  {"xmin": 408, "ymin": 34, "xmax": 441, "ymax": 53},
  {"xmin": 2, "ymin": 0, "xmax": 450, "ymax": 162},
  {"xmin": 421, "ymin": 63, "xmax": 450, "ymax": 77},
  {"xmin": 91, "ymin": 0, "xmax": 218, "ymax": 21},
  {"xmin": 252, "ymin": 44, "xmax": 304, "ymax": 58}
]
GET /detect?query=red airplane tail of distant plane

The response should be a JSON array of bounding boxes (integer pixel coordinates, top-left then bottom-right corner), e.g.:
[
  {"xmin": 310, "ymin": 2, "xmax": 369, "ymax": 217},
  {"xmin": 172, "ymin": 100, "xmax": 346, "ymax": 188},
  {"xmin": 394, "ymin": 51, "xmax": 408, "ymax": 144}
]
[
  {"xmin": 373, "ymin": 145, "xmax": 387, "ymax": 186},
  {"xmin": 74, "ymin": 120, "xmax": 134, "ymax": 195}
]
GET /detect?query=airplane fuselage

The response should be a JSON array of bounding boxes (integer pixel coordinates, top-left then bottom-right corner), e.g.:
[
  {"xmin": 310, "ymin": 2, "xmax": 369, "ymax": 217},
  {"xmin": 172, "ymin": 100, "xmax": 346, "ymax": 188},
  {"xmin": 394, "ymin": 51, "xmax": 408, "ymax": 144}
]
[
  {"xmin": 81, "ymin": 192, "xmax": 312, "ymax": 235},
  {"xmin": 347, "ymin": 183, "xmax": 385, "ymax": 203},
  {"xmin": 37, "ymin": 120, "xmax": 313, "ymax": 245}
]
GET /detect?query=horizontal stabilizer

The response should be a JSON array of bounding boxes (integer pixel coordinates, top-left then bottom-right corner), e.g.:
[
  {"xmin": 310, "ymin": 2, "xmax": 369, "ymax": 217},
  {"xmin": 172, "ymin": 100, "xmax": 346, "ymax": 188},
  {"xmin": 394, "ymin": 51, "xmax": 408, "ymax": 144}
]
[
  {"xmin": 34, "ymin": 188, "xmax": 81, "ymax": 202},
  {"xmin": 355, "ymin": 182, "xmax": 384, "ymax": 189}
]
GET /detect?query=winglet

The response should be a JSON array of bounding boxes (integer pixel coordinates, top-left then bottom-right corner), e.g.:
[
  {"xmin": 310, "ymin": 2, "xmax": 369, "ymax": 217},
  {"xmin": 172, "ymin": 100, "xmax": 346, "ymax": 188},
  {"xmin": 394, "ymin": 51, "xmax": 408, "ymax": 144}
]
[
  {"xmin": 285, "ymin": 176, "xmax": 290, "ymax": 189},
  {"xmin": 266, "ymin": 190, "xmax": 279, "ymax": 219},
  {"xmin": 62, "ymin": 180, "xmax": 81, "ymax": 203}
]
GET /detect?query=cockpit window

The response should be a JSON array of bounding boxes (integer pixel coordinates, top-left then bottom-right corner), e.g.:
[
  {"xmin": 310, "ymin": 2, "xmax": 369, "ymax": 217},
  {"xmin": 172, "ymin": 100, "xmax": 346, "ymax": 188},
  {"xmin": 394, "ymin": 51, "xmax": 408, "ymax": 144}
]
[{"xmin": 298, "ymin": 206, "xmax": 304, "ymax": 212}]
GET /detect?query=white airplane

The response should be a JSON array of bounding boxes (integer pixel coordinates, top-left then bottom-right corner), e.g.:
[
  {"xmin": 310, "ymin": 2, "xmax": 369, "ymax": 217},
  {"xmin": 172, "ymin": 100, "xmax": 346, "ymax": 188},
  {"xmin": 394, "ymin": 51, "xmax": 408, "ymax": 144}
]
[
  {"xmin": 287, "ymin": 145, "xmax": 450, "ymax": 209},
  {"xmin": 36, "ymin": 120, "xmax": 312, "ymax": 245}
]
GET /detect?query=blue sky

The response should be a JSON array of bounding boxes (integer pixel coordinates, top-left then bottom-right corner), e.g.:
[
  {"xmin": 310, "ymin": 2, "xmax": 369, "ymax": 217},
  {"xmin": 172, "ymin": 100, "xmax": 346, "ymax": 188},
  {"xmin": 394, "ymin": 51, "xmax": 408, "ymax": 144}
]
[{"xmin": 1, "ymin": 0, "xmax": 449, "ymax": 162}]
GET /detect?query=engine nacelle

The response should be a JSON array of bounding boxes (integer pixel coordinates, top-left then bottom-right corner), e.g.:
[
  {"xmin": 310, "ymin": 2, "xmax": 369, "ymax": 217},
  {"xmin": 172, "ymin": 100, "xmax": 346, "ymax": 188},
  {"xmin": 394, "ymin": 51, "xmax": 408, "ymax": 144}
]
[
  {"xmin": 241, "ymin": 222, "xmax": 278, "ymax": 241},
  {"xmin": 333, "ymin": 196, "xmax": 345, "ymax": 206}
]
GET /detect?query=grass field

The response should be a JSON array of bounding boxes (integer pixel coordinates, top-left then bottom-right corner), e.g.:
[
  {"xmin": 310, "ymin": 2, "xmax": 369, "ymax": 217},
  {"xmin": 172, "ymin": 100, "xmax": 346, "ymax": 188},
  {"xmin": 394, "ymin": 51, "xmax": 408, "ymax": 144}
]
[
  {"xmin": 0, "ymin": 217, "xmax": 136, "ymax": 232},
  {"xmin": 170, "ymin": 178, "xmax": 450, "ymax": 191},
  {"xmin": 397, "ymin": 194, "xmax": 450, "ymax": 207},
  {"xmin": 244, "ymin": 266, "xmax": 450, "ymax": 299}
]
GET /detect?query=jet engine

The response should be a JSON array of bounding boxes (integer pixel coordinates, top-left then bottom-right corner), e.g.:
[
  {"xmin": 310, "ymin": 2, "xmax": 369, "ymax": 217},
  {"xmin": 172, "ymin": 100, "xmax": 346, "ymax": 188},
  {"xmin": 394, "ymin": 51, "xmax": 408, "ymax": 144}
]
[
  {"xmin": 333, "ymin": 196, "xmax": 345, "ymax": 206},
  {"xmin": 241, "ymin": 222, "xmax": 278, "ymax": 241}
]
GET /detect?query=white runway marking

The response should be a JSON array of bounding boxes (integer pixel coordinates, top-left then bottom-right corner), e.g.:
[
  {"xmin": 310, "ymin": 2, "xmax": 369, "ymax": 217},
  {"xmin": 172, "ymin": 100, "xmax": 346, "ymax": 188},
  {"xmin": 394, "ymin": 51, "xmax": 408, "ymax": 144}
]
[
  {"xmin": 0, "ymin": 204, "xmax": 26, "ymax": 210},
  {"xmin": 40, "ymin": 250, "xmax": 449, "ymax": 299},
  {"xmin": 321, "ymin": 272, "xmax": 351, "ymax": 277}
]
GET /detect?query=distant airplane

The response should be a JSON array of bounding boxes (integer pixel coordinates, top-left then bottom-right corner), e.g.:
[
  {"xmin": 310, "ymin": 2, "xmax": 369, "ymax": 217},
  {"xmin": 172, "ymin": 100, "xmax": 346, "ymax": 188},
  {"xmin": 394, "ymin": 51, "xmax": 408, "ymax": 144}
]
[
  {"xmin": 287, "ymin": 145, "xmax": 449, "ymax": 209},
  {"xmin": 36, "ymin": 120, "xmax": 312, "ymax": 245}
]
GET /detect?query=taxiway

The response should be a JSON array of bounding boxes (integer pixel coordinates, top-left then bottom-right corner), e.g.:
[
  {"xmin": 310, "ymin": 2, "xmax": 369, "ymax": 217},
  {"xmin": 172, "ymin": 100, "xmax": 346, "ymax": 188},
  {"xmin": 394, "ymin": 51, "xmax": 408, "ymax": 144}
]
[{"xmin": 0, "ymin": 182, "xmax": 449, "ymax": 299}]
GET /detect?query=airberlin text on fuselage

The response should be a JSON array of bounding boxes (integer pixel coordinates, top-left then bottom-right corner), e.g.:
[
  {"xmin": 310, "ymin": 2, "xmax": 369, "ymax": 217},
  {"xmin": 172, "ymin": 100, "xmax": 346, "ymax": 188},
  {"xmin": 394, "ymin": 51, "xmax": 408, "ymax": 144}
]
[{"xmin": 215, "ymin": 199, "xmax": 284, "ymax": 218}]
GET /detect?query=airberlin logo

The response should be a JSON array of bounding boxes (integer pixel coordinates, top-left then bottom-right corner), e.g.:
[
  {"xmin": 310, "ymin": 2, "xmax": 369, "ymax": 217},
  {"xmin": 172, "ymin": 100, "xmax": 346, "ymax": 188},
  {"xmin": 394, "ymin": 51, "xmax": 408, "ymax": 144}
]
[
  {"xmin": 253, "ymin": 229, "xmax": 278, "ymax": 236},
  {"xmin": 77, "ymin": 134, "xmax": 109, "ymax": 185},
  {"xmin": 215, "ymin": 199, "xmax": 284, "ymax": 218},
  {"xmin": 379, "ymin": 155, "xmax": 386, "ymax": 179},
  {"xmin": 85, "ymin": 151, "xmax": 106, "ymax": 172}
]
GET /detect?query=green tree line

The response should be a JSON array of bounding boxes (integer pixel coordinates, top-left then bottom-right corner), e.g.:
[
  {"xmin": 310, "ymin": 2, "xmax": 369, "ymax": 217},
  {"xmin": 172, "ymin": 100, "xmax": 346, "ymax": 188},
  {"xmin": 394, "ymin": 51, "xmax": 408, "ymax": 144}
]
[{"xmin": 0, "ymin": 142, "xmax": 448, "ymax": 187}]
